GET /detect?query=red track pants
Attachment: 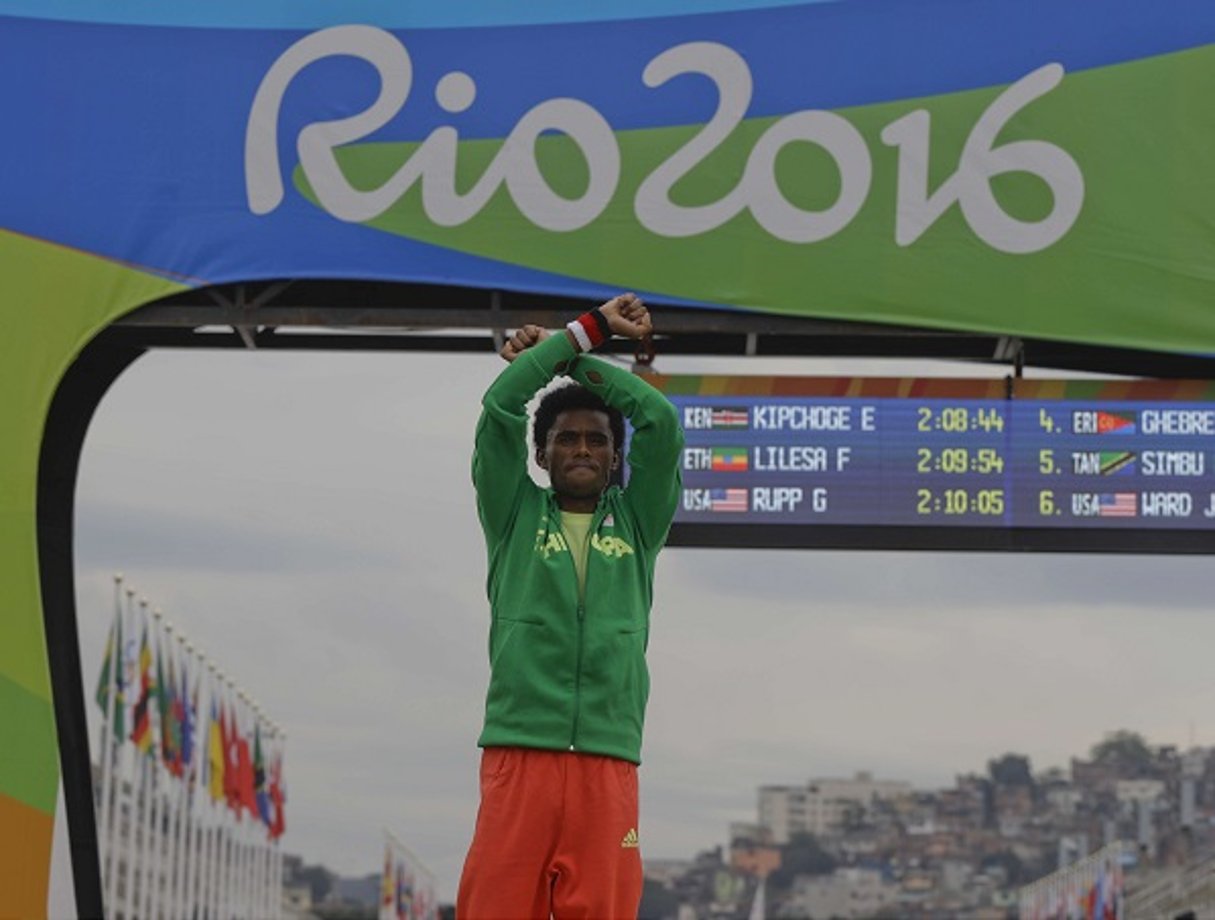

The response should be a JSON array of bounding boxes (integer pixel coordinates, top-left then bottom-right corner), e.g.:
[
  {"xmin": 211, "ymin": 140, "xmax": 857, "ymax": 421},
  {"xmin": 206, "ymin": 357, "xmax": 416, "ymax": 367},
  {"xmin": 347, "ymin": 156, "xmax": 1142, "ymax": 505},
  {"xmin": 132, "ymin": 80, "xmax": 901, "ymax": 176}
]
[{"xmin": 457, "ymin": 747, "xmax": 643, "ymax": 919}]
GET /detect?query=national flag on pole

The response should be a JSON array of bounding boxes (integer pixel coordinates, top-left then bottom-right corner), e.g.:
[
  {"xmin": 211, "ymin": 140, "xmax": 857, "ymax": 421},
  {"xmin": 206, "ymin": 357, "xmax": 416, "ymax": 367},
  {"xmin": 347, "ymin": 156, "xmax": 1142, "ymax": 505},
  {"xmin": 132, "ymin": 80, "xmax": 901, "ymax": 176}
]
[
  {"xmin": 95, "ymin": 613, "xmax": 126, "ymax": 740},
  {"xmin": 237, "ymin": 729, "xmax": 257, "ymax": 816},
  {"xmin": 269, "ymin": 751, "xmax": 286, "ymax": 839},
  {"xmin": 1096, "ymin": 411, "xmax": 1136, "ymax": 434},
  {"xmin": 223, "ymin": 704, "xmax": 241, "ymax": 812},
  {"xmin": 710, "ymin": 407, "xmax": 749, "ymax": 429},
  {"xmin": 1098, "ymin": 493, "xmax": 1137, "ymax": 517},
  {"xmin": 381, "ymin": 844, "xmax": 395, "ymax": 915},
  {"xmin": 158, "ymin": 643, "xmax": 180, "ymax": 774},
  {"xmin": 710, "ymin": 488, "xmax": 749, "ymax": 512},
  {"xmin": 179, "ymin": 663, "xmax": 194, "ymax": 779},
  {"xmin": 207, "ymin": 700, "xmax": 226, "ymax": 802},
  {"xmin": 254, "ymin": 725, "xmax": 271, "ymax": 826},
  {"xmin": 403, "ymin": 855, "xmax": 417, "ymax": 918},
  {"xmin": 710, "ymin": 446, "xmax": 748, "ymax": 472},
  {"xmin": 130, "ymin": 625, "xmax": 155, "ymax": 755}
]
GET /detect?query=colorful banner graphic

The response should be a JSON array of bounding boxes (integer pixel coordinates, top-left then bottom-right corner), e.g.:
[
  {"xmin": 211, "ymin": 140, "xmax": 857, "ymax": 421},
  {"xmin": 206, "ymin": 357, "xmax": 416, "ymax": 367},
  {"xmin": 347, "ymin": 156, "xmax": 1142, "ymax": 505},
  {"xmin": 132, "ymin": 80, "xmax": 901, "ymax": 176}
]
[{"xmin": 3, "ymin": 2, "xmax": 1215, "ymax": 913}]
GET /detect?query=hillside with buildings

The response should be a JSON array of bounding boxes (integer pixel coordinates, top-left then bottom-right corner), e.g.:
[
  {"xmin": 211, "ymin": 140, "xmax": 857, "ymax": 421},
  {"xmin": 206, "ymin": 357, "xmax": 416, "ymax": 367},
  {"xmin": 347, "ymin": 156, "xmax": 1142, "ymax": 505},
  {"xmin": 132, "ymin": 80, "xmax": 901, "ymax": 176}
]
[{"xmin": 641, "ymin": 730, "xmax": 1215, "ymax": 919}]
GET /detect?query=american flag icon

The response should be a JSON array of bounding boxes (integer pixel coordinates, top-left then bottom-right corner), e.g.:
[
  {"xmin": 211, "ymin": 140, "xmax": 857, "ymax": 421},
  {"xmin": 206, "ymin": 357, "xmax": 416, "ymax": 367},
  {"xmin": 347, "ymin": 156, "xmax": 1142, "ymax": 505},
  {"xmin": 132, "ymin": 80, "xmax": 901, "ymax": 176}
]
[
  {"xmin": 710, "ymin": 488, "xmax": 749, "ymax": 512},
  {"xmin": 1098, "ymin": 493, "xmax": 1137, "ymax": 517}
]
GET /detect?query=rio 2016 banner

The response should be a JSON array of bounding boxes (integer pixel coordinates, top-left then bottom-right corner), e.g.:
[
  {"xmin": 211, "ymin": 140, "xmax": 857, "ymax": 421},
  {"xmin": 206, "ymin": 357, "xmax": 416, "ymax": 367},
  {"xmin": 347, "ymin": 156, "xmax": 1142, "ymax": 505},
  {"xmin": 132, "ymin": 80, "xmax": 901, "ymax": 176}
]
[
  {"xmin": 2, "ymin": 2, "xmax": 1215, "ymax": 915},
  {"xmin": 2, "ymin": 2, "xmax": 1215, "ymax": 353}
]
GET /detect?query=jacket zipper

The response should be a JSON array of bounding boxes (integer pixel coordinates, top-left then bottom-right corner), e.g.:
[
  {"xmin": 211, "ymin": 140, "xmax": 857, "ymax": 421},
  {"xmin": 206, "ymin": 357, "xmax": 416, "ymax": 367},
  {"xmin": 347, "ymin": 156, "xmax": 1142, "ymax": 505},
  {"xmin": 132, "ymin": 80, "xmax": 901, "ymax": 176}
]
[{"xmin": 566, "ymin": 498, "xmax": 605, "ymax": 751}]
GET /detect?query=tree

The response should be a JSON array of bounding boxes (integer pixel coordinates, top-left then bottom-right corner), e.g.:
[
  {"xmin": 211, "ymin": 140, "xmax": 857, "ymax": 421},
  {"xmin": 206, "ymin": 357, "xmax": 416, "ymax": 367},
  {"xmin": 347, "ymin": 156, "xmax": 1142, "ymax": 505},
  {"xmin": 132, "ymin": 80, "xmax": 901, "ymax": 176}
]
[
  {"xmin": 1091, "ymin": 730, "xmax": 1153, "ymax": 773},
  {"xmin": 988, "ymin": 753, "xmax": 1034, "ymax": 787},
  {"xmin": 769, "ymin": 832, "xmax": 835, "ymax": 891}
]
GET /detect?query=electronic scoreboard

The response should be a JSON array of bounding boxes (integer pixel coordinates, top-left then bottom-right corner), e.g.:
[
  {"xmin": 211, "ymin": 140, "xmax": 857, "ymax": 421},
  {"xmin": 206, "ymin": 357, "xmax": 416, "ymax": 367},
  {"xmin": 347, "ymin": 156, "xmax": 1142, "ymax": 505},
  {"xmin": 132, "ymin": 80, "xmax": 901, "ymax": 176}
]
[{"xmin": 649, "ymin": 376, "xmax": 1215, "ymax": 552}]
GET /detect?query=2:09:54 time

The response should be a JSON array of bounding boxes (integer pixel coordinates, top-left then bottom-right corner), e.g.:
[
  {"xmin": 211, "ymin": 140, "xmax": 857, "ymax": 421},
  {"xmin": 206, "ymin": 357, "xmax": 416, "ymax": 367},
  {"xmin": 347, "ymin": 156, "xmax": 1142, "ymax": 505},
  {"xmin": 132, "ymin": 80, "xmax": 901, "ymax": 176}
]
[
  {"xmin": 916, "ymin": 447, "xmax": 1004, "ymax": 474},
  {"xmin": 916, "ymin": 488, "xmax": 1005, "ymax": 515}
]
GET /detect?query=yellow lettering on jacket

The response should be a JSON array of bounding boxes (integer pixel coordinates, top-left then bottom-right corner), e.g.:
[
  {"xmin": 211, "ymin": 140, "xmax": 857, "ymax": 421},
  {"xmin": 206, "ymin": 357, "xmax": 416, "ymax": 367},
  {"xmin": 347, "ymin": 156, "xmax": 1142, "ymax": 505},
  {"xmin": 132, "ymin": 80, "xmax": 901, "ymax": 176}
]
[
  {"xmin": 534, "ymin": 529, "xmax": 569, "ymax": 559},
  {"xmin": 591, "ymin": 533, "xmax": 634, "ymax": 559}
]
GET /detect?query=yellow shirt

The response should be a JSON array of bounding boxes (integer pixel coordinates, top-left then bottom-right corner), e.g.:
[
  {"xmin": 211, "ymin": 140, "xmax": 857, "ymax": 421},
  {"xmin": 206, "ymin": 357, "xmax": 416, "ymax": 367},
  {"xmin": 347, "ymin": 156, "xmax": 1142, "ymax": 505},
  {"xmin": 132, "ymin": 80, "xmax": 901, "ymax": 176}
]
[{"xmin": 560, "ymin": 511, "xmax": 594, "ymax": 599}]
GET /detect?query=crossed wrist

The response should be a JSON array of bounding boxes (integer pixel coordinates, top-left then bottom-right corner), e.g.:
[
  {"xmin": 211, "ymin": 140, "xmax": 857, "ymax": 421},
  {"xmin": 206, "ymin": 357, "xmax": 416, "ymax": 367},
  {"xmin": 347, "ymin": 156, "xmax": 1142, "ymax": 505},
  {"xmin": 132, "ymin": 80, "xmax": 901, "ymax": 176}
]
[{"xmin": 566, "ymin": 309, "xmax": 613, "ymax": 353}]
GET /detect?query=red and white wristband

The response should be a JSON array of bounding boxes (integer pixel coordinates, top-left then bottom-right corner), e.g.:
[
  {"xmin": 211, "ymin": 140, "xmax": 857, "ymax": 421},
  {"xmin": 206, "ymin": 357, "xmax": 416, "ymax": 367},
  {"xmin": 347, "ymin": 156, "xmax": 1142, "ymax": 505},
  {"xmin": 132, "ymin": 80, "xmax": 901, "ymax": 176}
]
[{"xmin": 566, "ymin": 309, "xmax": 613, "ymax": 353}]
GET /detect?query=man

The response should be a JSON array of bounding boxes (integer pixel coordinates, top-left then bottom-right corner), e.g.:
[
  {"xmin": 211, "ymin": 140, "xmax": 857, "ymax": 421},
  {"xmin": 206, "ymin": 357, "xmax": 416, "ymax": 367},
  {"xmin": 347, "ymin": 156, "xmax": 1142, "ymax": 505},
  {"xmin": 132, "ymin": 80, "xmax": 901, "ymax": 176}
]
[{"xmin": 458, "ymin": 293, "xmax": 683, "ymax": 919}]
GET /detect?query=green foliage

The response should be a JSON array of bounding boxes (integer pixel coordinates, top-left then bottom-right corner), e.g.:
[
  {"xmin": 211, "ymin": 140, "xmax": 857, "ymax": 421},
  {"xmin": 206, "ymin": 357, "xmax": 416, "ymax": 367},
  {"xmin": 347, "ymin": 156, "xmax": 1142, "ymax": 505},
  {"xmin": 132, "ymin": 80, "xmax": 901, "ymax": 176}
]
[
  {"xmin": 769, "ymin": 832, "xmax": 836, "ymax": 890},
  {"xmin": 1090, "ymin": 730, "xmax": 1153, "ymax": 769},
  {"xmin": 638, "ymin": 878, "xmax": 682, "ymax": 920},
  {"xmin": 988, "ymin": 753, "xmax": 1034, "ymax": 787}
]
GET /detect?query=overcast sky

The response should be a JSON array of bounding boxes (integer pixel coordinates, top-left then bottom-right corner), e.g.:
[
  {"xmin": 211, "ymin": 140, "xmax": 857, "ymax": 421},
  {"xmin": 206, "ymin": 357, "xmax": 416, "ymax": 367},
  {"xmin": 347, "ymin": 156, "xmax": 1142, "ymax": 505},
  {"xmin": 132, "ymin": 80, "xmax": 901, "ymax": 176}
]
[{"xmin": 73, "ymin": 342, "xmax": 1215, "ymax": 901}]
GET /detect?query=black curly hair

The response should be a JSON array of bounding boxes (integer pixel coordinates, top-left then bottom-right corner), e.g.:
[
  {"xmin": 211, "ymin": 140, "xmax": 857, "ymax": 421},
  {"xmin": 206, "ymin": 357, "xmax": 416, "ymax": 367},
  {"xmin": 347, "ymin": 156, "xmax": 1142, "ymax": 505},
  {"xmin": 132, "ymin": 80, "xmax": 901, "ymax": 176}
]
[{"xmin": 533, "ymin": 383, "xmax": 624, "ymax": 456}]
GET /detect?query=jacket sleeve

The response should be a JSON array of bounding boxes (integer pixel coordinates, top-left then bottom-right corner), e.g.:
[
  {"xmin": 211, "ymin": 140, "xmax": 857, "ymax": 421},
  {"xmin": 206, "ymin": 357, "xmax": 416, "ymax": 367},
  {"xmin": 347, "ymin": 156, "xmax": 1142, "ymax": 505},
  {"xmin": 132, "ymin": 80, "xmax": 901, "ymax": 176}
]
[
  {"xmin": 472, "ymin": 333, "xmax": 580, "ymax": 543},
  {"xmin": 568, "ymin": 355, "xmax": 684, "ymax": 551}
]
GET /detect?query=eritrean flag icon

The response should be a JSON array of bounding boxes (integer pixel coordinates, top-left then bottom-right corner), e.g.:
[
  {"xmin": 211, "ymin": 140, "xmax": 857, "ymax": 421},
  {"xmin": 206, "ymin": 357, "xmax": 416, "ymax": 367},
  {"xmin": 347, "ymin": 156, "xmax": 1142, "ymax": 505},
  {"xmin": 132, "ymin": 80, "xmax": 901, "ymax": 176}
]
[
  {"xmin": 1097, "ymin": 411, "xmax": 1136, "ymax": 434},
  {"xmin": 710, "ymin": 407, "xmax": 749, "ymax": 429},
  {"xmin": 711, "ymin": 447, "xmax": 748, "ymax": 472}
]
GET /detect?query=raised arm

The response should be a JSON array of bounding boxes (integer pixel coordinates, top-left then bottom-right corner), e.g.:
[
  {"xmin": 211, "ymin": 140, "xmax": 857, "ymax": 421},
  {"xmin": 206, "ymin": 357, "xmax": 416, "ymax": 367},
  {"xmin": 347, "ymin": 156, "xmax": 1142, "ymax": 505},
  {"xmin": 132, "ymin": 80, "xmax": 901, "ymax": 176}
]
[
  {"xmin": 473, "ymin": 331, "xmax": 579, "ymax": 542},
  {"xmin": 567, "ymin": 295, "xmax": 683, "ymax": 550}
]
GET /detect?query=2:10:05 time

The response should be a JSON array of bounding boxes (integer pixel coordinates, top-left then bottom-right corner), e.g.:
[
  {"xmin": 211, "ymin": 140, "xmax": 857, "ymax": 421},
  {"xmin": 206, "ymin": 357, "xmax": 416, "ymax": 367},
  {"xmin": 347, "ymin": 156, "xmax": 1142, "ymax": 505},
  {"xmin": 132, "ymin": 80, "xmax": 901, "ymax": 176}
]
[
  {"xmin": 916, "ymin": 447, "xmax": 1005, "ymax": 474},
  {"xmin": 916, "ymin": 488, "xmax": 1006, "ymax": 515}
]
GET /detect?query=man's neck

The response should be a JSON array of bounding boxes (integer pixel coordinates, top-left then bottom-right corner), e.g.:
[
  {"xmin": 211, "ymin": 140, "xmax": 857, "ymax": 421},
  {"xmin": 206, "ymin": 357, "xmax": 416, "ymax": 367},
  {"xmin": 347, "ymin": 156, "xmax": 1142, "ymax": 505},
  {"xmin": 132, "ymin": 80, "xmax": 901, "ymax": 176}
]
[{"xmin": 556, "ymin": 494, "xmax": 599, "ymax": 514}]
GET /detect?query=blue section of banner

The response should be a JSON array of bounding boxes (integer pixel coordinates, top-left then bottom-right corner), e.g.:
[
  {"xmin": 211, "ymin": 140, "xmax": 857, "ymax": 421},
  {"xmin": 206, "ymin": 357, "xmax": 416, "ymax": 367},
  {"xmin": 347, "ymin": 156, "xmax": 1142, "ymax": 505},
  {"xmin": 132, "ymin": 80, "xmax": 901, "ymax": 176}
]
[
  {"xmin": 0, "ymin": 0, "xmax": 827, "ymax": 29},
  {"xmin": 0, "ymin": 3, "xmax": 1212, "ymax": 293}
]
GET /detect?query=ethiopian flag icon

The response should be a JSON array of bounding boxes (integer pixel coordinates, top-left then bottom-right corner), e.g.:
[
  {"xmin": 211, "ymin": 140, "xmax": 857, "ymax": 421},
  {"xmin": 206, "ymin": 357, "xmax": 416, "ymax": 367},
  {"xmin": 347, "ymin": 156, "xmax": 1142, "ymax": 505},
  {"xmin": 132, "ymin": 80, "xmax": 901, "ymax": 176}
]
[{"xmin": 711, "ymin": 447, "xmax": 749, "ymax": 472}]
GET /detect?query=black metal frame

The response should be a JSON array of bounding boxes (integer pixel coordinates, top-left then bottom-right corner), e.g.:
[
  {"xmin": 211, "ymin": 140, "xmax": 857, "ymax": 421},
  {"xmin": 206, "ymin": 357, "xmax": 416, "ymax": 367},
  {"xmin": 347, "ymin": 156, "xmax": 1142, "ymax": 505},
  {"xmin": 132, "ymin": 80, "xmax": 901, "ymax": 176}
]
[{"xmin": 41, "ymin": 278, "xmax": 1215, "ymax": 915}]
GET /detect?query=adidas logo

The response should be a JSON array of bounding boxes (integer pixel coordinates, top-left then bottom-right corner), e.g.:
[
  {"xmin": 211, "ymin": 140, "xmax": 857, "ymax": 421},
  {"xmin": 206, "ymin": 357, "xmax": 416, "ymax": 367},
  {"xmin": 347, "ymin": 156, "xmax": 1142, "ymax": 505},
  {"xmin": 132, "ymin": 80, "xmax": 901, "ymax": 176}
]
[{"xmin": 621, "ymin": 828, "xmax": 639, "ymax": 848}]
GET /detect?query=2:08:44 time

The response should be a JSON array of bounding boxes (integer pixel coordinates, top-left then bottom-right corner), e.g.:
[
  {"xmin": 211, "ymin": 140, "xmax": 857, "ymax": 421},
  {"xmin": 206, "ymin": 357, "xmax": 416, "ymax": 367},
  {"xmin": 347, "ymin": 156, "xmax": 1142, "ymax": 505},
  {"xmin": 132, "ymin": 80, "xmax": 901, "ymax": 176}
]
[
  {"xmin": 916, "ymin": 406, "xmax": 1005, "ymax": 433},
  {"xmin": 916, "ymin": 488, "xmax": 1005, "ymax": 515}
]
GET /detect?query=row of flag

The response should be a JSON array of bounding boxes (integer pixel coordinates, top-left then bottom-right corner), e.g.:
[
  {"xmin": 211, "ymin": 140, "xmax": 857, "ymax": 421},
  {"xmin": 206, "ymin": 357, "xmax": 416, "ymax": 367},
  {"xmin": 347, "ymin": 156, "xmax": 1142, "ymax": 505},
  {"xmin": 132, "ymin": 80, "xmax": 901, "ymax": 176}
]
[
  {"xmin": 380, "ymin": 832, "xmax": 439, "ymax": 920},
  {"xmin": 94, "ymin": 576, "xmax": 286, "ymax": 919},
  {"xmin": 1019, "ymin": 842, "xmax": 1127, "ymax": 920},
  {"xmin": 95, "ymin": 587, "xmax": 286, "ymax": 837}
]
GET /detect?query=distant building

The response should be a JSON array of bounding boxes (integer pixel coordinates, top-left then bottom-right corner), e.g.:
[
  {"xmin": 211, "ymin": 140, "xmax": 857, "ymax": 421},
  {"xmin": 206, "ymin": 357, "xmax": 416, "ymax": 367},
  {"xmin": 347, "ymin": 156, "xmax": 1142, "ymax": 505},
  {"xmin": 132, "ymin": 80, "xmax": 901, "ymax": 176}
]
[
  {"xmin": 778, "ymin": 867, "xmax": 897, "ymax": 919},
  {"xmin": 759, "ymin": 771, "xmax": 911, "ymax": 843}
]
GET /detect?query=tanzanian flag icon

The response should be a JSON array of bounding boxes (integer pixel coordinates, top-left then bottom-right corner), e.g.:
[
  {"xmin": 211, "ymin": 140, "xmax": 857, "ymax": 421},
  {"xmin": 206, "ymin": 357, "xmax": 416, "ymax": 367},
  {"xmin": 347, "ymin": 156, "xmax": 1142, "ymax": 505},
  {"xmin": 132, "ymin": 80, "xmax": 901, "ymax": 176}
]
[
  {"xmin": 711, "ymin": 447, "xmax": 748, "ymax": 472},
  {"xmin": 1097, "ymin": 411, "xmax": 1136, "ymax": 434},
  {"xmin": 1100, "ymin": 451, "xmax": 1136, "ymax": 475}
]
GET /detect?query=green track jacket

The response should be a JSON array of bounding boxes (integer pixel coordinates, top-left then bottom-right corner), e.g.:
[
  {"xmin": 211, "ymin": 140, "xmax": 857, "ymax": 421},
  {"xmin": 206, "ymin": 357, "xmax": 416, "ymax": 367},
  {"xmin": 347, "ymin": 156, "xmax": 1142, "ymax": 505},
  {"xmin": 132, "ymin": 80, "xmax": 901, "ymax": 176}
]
[{"xmin": 472, "ymin": 332, "xmax": 683, "ymax": 764}]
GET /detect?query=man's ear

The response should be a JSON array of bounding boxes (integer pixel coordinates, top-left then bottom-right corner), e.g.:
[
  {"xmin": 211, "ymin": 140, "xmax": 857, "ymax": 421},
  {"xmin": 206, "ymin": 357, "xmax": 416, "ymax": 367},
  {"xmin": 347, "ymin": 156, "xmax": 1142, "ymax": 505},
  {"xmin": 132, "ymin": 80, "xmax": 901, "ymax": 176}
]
[
  {"xmin": 535, "ymin": 447, "xmax": 549, "ymax": 470},
  {"xmin": 610, "ymin": 449, "xmax": 621, "ymax": 471}
]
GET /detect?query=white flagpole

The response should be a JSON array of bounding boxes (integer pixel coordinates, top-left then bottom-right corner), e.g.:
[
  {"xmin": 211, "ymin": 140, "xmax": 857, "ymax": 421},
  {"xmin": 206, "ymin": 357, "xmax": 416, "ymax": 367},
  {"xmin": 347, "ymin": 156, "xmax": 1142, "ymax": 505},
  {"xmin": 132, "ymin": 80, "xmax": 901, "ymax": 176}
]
[
  {"xmin": 237, "ymin": 690, "xmax": 253, "ymax": 918},
  {"xmin": 197, "ymin": 660, "xmax": 216, "ymax": 920},
  {"xmin": 121, "ymin": 593, "xmax": 153, "ymax": 920},
  {"xmin": 112, "ymin": 586, "xmax": 138, "ymax": 919},
  {"xmin": 208, "ymin": 668, "xmax": 227, "ymax": 920},
  {"xmin": 96, "ymin": 573, "xmax": 123, "ymax": 911},
  {"xmin": 168, "ymin": 634, "xmax": 192, "ymax": 920},
  {"xmin": 219, "ymin": 675, "xmax": 238, "ymax": 920},
  {"xmin": 179, "ymin": 638, "xmax": 205, "ymax": 920},
  {"xmin": 150, "ymin": 616, "xmax": 178, "ymax": 920},
  {"xmin": 159, "ymin": 621, "xmax": 185, "ymax": 920},
  {"xmin": 272, "ymin": 727, "xmax": 285, "ymax": 920},
  {"xmin": 142, "ymin": 606, "xmax": 167, "ymax": 920},
  {"xmin": 207, "ymin": 665, "xmax": 228, "ymax": 920},
  {"xmin": 184, "ymin": 649, "xmax": 208, "ymax": 920}
]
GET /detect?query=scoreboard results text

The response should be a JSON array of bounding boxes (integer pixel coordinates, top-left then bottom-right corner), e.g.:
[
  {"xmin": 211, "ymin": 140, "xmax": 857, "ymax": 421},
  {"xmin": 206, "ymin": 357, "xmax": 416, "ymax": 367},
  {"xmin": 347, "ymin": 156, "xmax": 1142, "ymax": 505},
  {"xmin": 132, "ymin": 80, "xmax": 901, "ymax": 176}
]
[{"xmin": 652, "ymin": 376, "xmax": 1215, "ymax": 550}]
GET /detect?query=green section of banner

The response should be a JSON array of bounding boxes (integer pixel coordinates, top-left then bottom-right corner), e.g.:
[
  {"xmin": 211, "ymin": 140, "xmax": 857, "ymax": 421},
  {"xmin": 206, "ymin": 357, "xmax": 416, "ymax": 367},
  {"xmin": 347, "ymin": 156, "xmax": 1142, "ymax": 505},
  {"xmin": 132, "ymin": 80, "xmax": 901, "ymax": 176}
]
[
  {"xmin": 0, "ymin": 673, "xmax": 58, "ymax": 814},
  {"xmin": 297, "ymin": 43, "xmax": 1215, "ymax": 355},
  {"xmin": 0, "ymin": 229, "xmax": 183, "ymax": 820}
]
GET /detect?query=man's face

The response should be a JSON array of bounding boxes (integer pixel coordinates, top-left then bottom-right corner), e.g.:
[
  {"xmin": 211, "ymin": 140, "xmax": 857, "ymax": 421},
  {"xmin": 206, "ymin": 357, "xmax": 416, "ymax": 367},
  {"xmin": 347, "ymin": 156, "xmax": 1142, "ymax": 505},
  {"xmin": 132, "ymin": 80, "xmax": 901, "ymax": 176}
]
[{"xmin": 539, "ymin": 408, "xmax": 618, "ymax": 504}]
